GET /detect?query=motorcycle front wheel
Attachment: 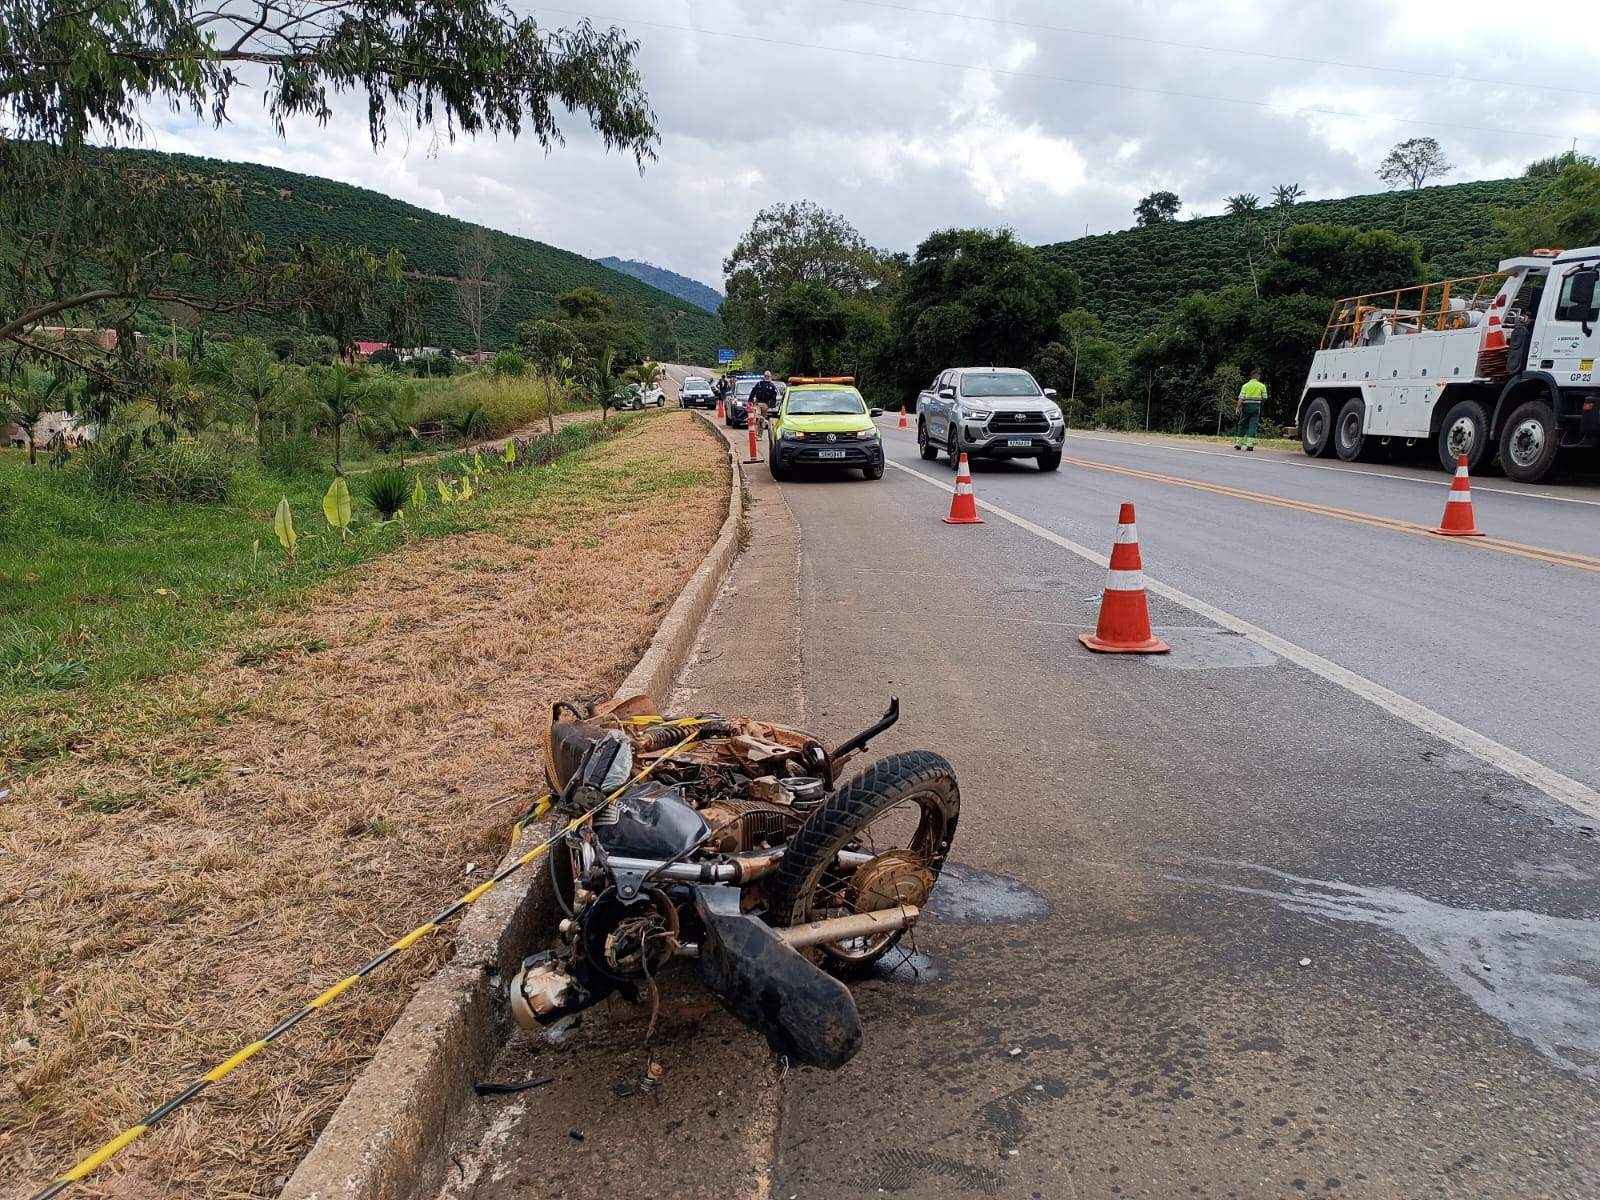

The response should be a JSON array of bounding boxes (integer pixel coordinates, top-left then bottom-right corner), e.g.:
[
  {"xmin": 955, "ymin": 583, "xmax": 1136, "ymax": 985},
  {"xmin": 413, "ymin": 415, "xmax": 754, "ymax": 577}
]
[{"xmin": 770, "ymin": 751, "xmax": 959, "ymax": 974}]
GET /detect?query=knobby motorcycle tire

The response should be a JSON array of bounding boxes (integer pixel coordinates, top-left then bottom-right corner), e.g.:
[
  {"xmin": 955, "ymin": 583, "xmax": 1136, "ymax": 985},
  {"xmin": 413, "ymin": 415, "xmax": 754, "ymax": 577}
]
[{"xmin": 770, "ymin": 750, "xmax": 961, "ymax": 975}]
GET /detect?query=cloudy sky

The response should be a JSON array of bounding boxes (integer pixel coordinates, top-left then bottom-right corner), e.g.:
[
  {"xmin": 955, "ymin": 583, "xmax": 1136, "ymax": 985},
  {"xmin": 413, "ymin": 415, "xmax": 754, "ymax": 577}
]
[{"xmin": 150, "ymin": 0, "xmax": 1600, "ymax": 290}]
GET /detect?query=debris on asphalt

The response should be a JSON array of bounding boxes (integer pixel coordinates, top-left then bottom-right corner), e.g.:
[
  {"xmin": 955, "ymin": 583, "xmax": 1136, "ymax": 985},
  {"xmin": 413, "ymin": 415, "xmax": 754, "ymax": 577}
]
[
  {"xmin": 1008, "ymin": 1047, "xmax": 1023, "ymax": 1056},
  {"xmin": 1298, "ymin": 957, "xmax": 1313, "ymax": 968},
  {"xmin": 568, "ymin": 1130, "xmax": 585, "ymax": 1142},
  {"xmin": 472, "ymin": 1075, "xmax": 554, "ymax": 1096},
  {"xmin": 638, "ymin": 1060, "xmax": 664, "ymax": 1094}
]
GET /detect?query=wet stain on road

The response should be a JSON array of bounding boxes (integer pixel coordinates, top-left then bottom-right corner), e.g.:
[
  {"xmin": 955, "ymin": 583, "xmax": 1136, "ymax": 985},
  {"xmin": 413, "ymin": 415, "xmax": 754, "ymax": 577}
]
[
  {"xmin": 1166, "ymin": 859, "xmax": 1600, "ymax": 1082},
  {"xmin": 928, "ymin": 863, "xmax": 1051, "ymax": 924}
]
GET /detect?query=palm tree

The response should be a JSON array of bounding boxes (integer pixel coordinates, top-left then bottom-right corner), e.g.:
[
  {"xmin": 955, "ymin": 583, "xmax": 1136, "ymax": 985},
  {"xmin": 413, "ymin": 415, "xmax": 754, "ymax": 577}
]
[
  {"xmin": 360, "ymin": 377, "xmax": 420, "ymax": 465},
  {"xmin": 1271, "ymin": 183, "xmax": 1305, "ymax": 208},
  {"xmin": 589, "ymin": 347, "xmax": 619, "ymax": 424},
  {"xmin": 311, "ymin": 364, "xmax": 365, "ymax": 473},
  {"xmin": 3, "ymin": 369, "xmax": 68, "ymax": 465},
  {"xmin": 207, "ymin": 337, "xmax": 284, "ymax": 444}
]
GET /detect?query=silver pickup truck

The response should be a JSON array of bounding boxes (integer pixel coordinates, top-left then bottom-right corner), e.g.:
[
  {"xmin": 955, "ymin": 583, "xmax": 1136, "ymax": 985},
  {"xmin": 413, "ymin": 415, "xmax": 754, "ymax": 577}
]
[{"xmin": 915, "ymin": 366, "xmax": 1065, "ymax": 471}]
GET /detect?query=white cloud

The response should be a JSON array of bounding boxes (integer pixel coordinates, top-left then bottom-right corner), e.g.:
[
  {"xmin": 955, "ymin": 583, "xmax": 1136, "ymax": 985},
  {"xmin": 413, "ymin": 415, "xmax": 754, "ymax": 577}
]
[{"xmin": 144, "ymin": 0, "xmax": 1600, "ymax": 289}]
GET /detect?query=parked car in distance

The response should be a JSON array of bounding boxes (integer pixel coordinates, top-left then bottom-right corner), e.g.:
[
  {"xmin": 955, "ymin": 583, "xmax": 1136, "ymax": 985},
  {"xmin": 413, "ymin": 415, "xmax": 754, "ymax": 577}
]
[
  {"xmin": 916, "ymin": 367, "xmax": 1066, "ymax": 471},
  {"xmin": 679, "ymin": 376, "xmax": 716, "ymax": 408},
  {"xmin": 726, "ymin": 375, "xmax": 787, "ymax": 427},
  {"xmin": 623, "ymin": 382, "xmax": 666, "ymax": 410}
]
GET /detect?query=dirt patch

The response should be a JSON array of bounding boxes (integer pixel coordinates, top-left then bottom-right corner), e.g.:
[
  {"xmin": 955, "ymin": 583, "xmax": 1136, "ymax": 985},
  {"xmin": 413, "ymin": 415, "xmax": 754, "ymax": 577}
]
[{"xmin": 0, "ymin": 412, "xmax": 728, "ymax": 1199}]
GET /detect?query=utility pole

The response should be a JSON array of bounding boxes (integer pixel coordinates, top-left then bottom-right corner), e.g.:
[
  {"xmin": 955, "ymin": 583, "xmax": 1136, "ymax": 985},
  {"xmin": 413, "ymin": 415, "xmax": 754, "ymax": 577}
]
[{"xmin": 1144, "ymin": 373, "xmax": 1153, "ymax": 430}]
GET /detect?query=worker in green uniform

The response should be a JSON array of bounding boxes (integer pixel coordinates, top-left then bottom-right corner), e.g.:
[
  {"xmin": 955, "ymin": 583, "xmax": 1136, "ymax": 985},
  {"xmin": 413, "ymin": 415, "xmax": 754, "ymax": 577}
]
[{"xmin": 1235, "ymin": 369, "xmax": 1267, "ymax": 451}]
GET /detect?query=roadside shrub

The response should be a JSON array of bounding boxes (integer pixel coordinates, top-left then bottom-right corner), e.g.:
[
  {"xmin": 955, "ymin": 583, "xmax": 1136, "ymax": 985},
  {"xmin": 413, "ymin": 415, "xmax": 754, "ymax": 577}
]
[
  {"xmin": 259, "ymin": 432, "xmax": 325, "ymax": 476},
  {"xmin": 359, "ymin": 467, "xmax": 410, "ymax": 519},
  {"xmin": 447, "ymin": 402, "xmax": 488, "ymax": 439},
  {"xmin": 491, "ymin": 350, "xmax": 527, "ymax": 377},
  {"xmin": 77, "ymin": 434, "xmax": 236, "ymax": 502}
]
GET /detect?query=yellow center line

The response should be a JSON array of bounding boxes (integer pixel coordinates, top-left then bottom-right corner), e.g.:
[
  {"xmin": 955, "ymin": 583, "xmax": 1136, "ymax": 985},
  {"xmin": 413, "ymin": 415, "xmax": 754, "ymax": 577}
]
[{"xmin": 1063, "ymin": 456, "xmax": 1600, "ymax": 573}]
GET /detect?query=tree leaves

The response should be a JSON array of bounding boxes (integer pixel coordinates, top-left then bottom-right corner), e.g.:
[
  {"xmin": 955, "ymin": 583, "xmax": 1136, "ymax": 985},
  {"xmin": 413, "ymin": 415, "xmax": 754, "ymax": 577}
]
[
  {"xmin": 2, "ymin": 2, "xmax": 661, "ymax": 390},
  {"xmin": 273, "ymin": 497, "xmax": 298, "ymax": 560},
  {"xmin": 322, "ymin": 476, "xmax": 352, "ymax": 534}
]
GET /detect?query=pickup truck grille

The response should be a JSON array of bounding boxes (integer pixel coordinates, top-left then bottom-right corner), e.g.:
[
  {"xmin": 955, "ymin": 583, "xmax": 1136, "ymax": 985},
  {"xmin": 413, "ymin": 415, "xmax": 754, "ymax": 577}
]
[{"xmin": 989, "ymin": 411, "xmax": 1050, "ymax": 433}]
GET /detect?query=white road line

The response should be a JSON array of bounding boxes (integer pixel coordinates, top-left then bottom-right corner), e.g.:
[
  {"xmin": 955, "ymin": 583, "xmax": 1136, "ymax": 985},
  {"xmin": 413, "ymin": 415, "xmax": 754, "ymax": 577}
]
[
  {"xmin": 1067, "ymin": 430, "xmax": 1600, "ymax": 508},
  {"xmin": 886, "ymin": 458, "xmax": 1600, "ymax": 821}
]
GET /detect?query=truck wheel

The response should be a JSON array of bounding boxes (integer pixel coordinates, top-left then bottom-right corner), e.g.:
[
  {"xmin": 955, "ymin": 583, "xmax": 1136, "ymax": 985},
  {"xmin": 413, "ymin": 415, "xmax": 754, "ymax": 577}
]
[
  {"xmin": 770, "ymin": 751, "xmax": 960, "ymax": 976},
  {"xmin": 769, "ymin": 441, "xmax": 790, "ymax": 480},
  {"xmin": 1301, "ymin": 397, "xmax": 1334, "ymax": 457},
  {"xmin": 1499, "ymin": 398, "xmax": 1559, "ymax": 483},
  {"xmin": 862, "ymin": 459, "xmax": 884, "ymax": 480},
  {"xmin": 1437, "ymin": 398, "xmax": 1491, "ymax": 473},
  {"xmin": 947, "ymin": 425, "xmax": 963, "ymax": 467},
  {"xmin": 1037, "ymin": 450, "xmax": 1062, "ymax": 471},
  {"xmin": 917, "ymin": 422, "xmax": 937, "ymax": 460},
  {"xmin": 1334, "ymin": 397, "xmax": 1366, "ymax": 462}
]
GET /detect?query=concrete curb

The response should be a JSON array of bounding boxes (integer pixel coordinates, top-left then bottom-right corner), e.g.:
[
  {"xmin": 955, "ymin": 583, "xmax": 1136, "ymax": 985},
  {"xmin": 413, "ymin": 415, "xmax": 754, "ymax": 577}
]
[{"xmin": 281, "ymin": 413, "xmax": 743, "ymax": 1200}]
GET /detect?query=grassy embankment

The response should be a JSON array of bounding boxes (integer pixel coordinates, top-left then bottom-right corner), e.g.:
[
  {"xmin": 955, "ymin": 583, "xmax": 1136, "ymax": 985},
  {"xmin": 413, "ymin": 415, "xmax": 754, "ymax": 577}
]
[{"xmin": 0, "ymin": 411, "xmax": 729, "ymax": 1197}]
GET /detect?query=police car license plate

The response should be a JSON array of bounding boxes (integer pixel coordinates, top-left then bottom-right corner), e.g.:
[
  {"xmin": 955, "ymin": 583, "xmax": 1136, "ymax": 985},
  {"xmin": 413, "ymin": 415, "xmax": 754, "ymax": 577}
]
[
  {"xmin": 1007, "ymin": 437, "xmax": 1031, "ymax": 447},
  {"xmin": 818, "ymin": 449, "xmax": 847, "ymax": 459}
]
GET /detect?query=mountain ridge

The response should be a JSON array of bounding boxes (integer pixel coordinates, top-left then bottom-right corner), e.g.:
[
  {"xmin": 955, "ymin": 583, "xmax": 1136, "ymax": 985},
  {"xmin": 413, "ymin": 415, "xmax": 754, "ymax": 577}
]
[
  {"xmin": 594, "ymin": 256, "xmax": 724, "ymax": 314},
  {"xmin": 102, "ymin": 148, "xmax": 725, "ymax": 358}
]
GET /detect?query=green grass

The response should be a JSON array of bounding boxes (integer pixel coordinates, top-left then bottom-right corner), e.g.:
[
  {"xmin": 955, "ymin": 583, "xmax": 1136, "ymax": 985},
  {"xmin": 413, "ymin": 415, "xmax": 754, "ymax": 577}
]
[{"xmin": 0, "ymin": 416, "xmax": 633, "ymax": 776}]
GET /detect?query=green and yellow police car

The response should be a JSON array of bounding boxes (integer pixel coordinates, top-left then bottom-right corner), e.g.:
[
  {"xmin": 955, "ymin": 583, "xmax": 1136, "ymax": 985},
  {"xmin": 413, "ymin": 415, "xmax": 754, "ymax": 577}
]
[{"xmin": 767, "ymin": 377, "xmax": 885, "ymax": 481}]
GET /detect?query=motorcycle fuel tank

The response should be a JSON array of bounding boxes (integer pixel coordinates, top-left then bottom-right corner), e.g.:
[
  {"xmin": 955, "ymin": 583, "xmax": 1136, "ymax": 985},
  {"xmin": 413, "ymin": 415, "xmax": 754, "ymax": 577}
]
[{"xmin": 594, "ymin": 783, "xmax": 708, "ymax": 860}]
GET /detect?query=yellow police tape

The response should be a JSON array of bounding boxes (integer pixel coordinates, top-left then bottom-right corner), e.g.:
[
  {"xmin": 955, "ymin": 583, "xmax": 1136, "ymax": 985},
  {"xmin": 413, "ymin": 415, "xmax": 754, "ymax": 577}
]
[{"xmin": 29, "ymin": 729, "xmax": 699, "ymax": 1200}]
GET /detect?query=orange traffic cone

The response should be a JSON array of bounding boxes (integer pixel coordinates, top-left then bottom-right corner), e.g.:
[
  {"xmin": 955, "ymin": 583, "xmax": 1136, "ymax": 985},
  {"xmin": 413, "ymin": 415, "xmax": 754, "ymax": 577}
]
[
  {"xmin": 715, "ymin": 394, "xmax": 725, "ymax": 420},
  {"xmin": 943, "ymin": 453, "xmax": 984, "ymax": 524},
  {"xmin": 1434, "ymin": 454, "xmax": 1485, "ymax": 537},
  {"xmin": 1079, "ymin": 503, "xmax": 1170, "ymax": 654},
  {"xmin": 897, "ymin": 405, "xmax": 908, "ymax": 429}
]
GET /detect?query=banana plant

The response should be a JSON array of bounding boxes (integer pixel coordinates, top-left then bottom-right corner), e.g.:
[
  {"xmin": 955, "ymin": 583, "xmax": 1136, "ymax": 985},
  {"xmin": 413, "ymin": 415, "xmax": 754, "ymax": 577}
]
[
  {"xmin": 322, "ymin": 475, "xmax": 352, "ymax": 537},
  {"xmin": 411, "ymin": 474, "xmax": 427, "ymax": 510},
  {"xmin": 502, "ymin": 439, "xmax": 517, "ymax": 467},
  {"xmin": 273, "ymin": 497, "xmax": 297, "ymax": 560}
]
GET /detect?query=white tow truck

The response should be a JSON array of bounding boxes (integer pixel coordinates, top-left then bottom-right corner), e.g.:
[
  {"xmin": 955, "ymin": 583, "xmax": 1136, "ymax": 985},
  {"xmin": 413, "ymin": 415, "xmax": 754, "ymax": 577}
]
[{"xmin": 1296, "ymin": 247, "xmax": 1600, "ymax": 482}]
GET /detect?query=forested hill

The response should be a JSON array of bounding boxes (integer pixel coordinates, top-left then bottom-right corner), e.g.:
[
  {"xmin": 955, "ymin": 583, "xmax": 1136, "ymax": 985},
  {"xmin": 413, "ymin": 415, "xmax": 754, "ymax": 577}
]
[
  {"xmin": 595, "ymin": 257, "xmax": 723, "ymax": 313},
  {"xmin": 102, "ymin": 148, "xmax": 723, "ymax": 358},
  {"xmin": 1039, "ymin": 176, "xmax": 1543, "ymax": 339}
]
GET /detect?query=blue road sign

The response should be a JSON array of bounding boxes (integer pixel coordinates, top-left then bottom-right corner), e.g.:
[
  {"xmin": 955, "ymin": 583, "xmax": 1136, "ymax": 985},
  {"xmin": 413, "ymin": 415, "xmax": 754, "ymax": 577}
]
[{"xmin": 717, "ymin": 348, "xmax": 735, "ymax": 364}]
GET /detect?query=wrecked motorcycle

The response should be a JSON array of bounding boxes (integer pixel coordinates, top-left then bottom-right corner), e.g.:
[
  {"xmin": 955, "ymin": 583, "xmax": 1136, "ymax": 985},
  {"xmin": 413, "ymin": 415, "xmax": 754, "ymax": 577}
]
[{"xmin": 509, "ymin": 696, "xmax": 959, "ymax": 1068}]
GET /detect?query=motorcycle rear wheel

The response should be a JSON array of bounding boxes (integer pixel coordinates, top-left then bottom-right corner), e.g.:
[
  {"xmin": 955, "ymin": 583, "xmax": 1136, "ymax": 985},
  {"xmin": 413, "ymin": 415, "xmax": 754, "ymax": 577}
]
[{"xmin": 770, "ymin": 751, "xmax": 960, "ymax": 975}]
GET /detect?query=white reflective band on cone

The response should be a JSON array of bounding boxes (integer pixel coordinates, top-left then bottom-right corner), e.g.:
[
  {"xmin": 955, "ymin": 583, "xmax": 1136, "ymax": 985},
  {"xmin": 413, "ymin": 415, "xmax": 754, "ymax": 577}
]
[
  {"xmin": 1105, "ymin": 569, "xmax": 1146, "ymax": 591},
  {"xmin": 1447, "ymin": 491, "xmax": 1472, "ymax": 502},
  {"xmin": 1114, "ymin": 524, "xmax": 1139, "ymax": 544}
]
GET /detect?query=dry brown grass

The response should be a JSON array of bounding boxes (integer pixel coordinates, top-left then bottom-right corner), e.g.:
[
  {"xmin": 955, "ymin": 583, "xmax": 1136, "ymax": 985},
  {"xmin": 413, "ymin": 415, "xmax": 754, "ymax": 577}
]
[{"xmin": 0, "ymin": 412, "xmax": 728, "ymax": 1199}]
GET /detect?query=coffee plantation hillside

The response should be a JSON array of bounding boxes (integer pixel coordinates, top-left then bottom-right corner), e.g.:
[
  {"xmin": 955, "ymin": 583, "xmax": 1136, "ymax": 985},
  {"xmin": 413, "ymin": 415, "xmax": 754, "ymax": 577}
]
[
  {"xmin": 101, "ymin": 148, "xmax": 723, "ymax": 359},
  {"xmin": 1041, "ymin": 177, "xmax": 1543, "ymax": 339}
]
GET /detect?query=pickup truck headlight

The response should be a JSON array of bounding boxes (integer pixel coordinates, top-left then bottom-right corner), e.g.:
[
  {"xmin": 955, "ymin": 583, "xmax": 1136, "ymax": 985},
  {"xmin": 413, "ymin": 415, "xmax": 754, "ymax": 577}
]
[
  {"xmin": 861, "ymin": 427, "xmax": 879, "ymax": 439},
  {"xmin": 779, "ymin": 427, "xmax": 803, "ymax": 440},
  {"xmin": 959, "ymin": 406, "xmax": 992, "ymax": 420}
]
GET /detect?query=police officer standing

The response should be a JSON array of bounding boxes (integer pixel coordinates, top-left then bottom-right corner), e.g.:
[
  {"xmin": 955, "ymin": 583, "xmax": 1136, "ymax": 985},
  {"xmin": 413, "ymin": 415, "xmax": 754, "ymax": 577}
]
[{"xmin": 749, "ymin": 370, "xmax": 779, "ymax": 422}]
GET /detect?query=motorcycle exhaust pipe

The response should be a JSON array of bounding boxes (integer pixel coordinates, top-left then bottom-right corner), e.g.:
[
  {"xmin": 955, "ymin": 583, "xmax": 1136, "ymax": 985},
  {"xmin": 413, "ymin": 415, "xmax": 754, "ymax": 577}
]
[{"xmin": 777, "ymin": 905, "xmax": 921, "ymax": 949}]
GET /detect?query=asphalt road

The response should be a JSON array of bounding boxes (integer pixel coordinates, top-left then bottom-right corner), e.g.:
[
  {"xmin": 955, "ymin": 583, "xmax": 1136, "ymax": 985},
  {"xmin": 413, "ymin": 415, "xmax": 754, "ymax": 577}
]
[
  {"xmin": 876, "ymin": 422, "xmax": 1600, "ymax": 797},
  {"xmin": 444, "ymin": 414, "xmax": 1600, "ymax": 1200}
]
